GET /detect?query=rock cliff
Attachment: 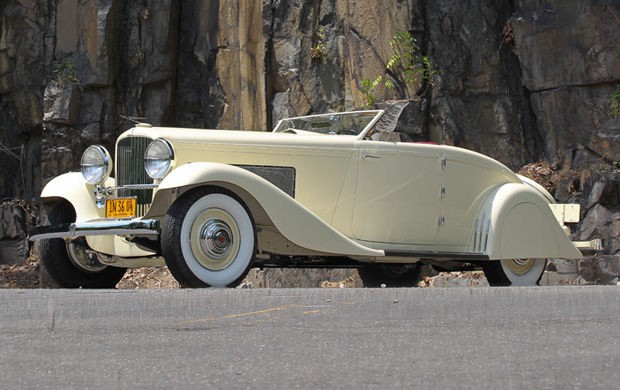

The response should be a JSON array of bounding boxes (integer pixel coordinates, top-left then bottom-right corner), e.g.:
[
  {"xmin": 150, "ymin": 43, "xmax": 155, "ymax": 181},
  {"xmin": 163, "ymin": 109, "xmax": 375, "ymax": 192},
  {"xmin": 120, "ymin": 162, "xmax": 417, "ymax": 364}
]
[{"xmin": 0, "ymin": 0, "xmax": 618, "ymax": 283}]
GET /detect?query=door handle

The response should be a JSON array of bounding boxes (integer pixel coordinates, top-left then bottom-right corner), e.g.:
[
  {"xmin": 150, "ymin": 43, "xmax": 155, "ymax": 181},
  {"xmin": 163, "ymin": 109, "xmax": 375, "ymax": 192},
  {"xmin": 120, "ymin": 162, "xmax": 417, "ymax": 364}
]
[{"xmin": 362, "ymin": 154, "xmax": 380, "ymax": 159}]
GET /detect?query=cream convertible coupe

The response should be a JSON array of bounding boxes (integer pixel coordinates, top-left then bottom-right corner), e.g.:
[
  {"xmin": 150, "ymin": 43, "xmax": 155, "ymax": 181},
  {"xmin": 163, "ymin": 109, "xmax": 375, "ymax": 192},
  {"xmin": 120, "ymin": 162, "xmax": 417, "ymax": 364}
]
[{"xmin": 30, "ymin": 110, "xmax": 594, "ymax": 288}]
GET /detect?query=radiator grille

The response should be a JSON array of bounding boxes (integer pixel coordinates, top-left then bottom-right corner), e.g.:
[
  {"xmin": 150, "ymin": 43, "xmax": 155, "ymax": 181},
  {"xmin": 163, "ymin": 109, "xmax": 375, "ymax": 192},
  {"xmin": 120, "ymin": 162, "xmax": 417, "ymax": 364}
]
[{"xmin": 116, "ymin": 137, "xmax": 153, "ymax": 217}]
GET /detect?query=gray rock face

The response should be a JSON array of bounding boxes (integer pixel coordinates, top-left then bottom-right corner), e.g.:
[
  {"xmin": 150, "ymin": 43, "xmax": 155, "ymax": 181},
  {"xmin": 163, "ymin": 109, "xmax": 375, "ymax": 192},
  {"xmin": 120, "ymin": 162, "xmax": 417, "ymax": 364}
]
[
  {"xmin": 511, "ymin": 0, "xmax": 620, "ymax": 91},
  {"xmin": 0, "ymin": 0, "xmax": 618, "ymax": 285},
  {"xmin": 511, "ymin": 1, "xmax": 620, "ymax": 164},
  {"xmin": 425, "ymin": 0, "xmax": 539, "ymax": 168},
  {"xmin": 530, "ymin": 85, "xmax": 615, "ymax": 163},
  {"xmin": 43, "ymin": 81, "xmax": 79, "ymax": 125},
  {"xmin": 566, "ymin": 170, "xmax": 620, "ymax": 285},
  {"xmin": 0, "ymin": 0, "xmax": 48, "ymax": 203},
  {"xmin": 0, "ymin": 201, "xmax": 31, "ymax": 265},
  {"xmin": 590, "ymin": 119, "xmax": 620, "ymax": 163}
]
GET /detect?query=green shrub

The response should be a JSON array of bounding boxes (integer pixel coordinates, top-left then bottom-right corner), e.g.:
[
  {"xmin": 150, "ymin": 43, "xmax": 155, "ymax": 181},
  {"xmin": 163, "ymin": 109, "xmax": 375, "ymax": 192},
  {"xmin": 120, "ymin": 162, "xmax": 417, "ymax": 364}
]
[
  {"xmin": 611, "ymin": 84, "xmax": 620, "ymax": 119},
  {"xmin": 360, "ymin": 31, "xmax": 435, "ymax": 108},
  {"xmin": 52, "ymin": 57, "xmax": 79, "ymax": 85}
]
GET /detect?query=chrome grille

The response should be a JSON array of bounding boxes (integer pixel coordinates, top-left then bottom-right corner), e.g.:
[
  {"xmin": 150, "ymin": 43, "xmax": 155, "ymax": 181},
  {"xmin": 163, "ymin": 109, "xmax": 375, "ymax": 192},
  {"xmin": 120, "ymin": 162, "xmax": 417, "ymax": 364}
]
[{"xmin": 116, "ymin": 137, "xmax": 153, "ymax": 217}]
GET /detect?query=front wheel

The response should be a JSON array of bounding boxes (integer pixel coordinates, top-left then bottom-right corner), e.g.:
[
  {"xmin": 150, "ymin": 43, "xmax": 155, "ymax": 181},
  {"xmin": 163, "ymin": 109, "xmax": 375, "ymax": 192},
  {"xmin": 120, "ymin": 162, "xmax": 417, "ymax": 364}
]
[
  {"xmin": 482, "ymin": 259, "xmax": 547, "ymax": 286},
  {"xmin": 161, "ymin": 189, "xmax": 256, "ymax": 288},
  {"xmin": 40, "ymin": 202, "xmax": 126, "ymax": 288}
]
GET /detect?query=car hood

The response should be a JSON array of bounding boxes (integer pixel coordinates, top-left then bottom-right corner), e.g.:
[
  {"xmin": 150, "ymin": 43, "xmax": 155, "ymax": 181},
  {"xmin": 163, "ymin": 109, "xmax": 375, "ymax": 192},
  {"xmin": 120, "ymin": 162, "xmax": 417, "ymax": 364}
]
[{"xmin": 118, "ymin": 124, "xmax": 357, "ymax": 149}]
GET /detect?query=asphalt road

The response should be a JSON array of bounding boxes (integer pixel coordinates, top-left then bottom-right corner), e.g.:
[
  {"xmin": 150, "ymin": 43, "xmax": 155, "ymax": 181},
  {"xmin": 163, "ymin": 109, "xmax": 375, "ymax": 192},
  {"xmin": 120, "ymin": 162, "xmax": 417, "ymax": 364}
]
[{"xmin": 1, "ymin": 287, "xmax": 619, "ymax": 389}]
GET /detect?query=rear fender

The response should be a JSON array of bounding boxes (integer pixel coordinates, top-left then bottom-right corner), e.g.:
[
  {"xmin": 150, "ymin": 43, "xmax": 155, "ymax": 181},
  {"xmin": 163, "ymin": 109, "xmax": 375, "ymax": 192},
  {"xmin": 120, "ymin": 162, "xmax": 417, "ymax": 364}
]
[
  {"xmin": 148, "ymin": 162, "xmax": 383, "ymax": 257},
  {"xmin": 474, "ymin": 183, "xmax": 581, "ymax": 260}
]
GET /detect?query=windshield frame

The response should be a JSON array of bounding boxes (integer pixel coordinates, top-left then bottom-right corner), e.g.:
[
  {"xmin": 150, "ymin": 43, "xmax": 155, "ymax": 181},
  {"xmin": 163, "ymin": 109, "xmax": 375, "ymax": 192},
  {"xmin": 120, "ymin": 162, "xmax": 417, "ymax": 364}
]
[{"xmin": 273, "ymin": 110, "xmax": 384, "ymax": 139}]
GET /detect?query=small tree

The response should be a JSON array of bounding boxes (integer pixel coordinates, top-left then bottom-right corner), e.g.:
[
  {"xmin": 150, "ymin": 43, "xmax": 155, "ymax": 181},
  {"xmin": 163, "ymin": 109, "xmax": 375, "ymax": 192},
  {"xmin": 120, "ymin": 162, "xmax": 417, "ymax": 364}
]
[{"xmin": 360, "ymin": 31, "xmax": 435, "ymax": 108}]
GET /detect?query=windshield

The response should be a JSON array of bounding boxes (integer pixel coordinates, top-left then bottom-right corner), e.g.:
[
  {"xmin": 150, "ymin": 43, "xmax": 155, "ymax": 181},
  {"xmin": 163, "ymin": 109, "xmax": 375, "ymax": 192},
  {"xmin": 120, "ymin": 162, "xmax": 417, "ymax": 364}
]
[{"xmin": 273, "ymin": 110, "xmax": 382, "ymax": 137}]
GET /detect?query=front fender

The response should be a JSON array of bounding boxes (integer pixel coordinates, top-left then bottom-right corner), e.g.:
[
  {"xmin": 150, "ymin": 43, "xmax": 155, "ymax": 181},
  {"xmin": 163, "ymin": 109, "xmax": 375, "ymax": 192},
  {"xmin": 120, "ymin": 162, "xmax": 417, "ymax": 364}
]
[
  {"xmin": 39, "ymin": 172, "xmax": 154, "ymax": 258},
  {"xmin": 148, "ymin": 162, "xmax": 383, "ymax": 257},
  {"xmin": 41, "ymin": 172, "xmax": 112, "ymax": 221},
  {"xmin": 478, "ymin": 183, "xmax": 581, "ymax": 260}
]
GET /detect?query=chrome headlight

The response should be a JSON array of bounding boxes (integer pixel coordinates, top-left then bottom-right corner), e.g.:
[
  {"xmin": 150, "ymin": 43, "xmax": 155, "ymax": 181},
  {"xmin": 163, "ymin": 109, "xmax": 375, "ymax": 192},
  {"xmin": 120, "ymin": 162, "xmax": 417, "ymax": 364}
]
[
  {"xmin": 81, "ymin": 145, "xmax": 112, "ymax": 185},
  {"xmin": 144, "ymin": 139, "xmax": 174, "ymax": 180}
]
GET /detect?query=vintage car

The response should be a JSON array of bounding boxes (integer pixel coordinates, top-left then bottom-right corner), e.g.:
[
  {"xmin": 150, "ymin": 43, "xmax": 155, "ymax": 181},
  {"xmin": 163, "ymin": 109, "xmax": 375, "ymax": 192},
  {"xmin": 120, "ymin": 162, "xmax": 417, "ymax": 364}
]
[{"xmin": 30, "ymin": 109, "xmax": 597, "ymax": 288}]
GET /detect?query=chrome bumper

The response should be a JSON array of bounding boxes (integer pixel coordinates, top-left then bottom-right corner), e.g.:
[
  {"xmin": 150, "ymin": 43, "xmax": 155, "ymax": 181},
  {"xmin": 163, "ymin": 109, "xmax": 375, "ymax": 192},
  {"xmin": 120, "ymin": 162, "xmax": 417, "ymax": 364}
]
[
  {"xmin": 29, "ymin": 219, "xmax": 160, "ymax": 241},
  {"xmin": 573, "ymin": 238, "xmax": 604, "ymax": 253}
]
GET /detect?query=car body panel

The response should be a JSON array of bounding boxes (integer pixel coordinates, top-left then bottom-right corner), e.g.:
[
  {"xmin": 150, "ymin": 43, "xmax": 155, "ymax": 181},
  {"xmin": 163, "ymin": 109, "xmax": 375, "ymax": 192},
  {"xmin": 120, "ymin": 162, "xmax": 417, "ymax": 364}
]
[
  {"xmin": 482, "ymin": 183, "xmax": 582, "ymax": 259},
  {"xmin": 441, "ymin": 146, "xmax": 521, "ymax": 247},
  {"xmin": 32, "ymin": 110, "xmax": 585, "ymax": 268},
  {"xmin": 147, "ymin": 162, "xmax": 384, "ymax": 258},
  {"xmin": 41, "ymin": 172, "xmax": 110, "ymax": 221},
  {"xmin": 124, "ymin": 125, "xmax": 357, "ymax": 225},
  {"xmin": 353, "ymin": 141, "xmax": 442, "ymax": 245}
]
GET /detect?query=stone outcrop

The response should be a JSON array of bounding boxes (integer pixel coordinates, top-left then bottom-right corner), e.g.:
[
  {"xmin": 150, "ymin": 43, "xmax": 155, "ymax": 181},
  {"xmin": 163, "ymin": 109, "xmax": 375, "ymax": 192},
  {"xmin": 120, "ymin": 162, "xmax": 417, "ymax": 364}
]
[
  {"xmin": 426, "ymin": 0, "xmax": 537, "ymax": 168},
  {"xmin": 511, "ymin": 1, "xmax": 620, "ymax": 164},
  {"xmin": 590, "ymin": 119, "xmax": 620, "ymax": 163},
  {"xmin": 0, "ymin": 200, "xmax": 32, "ymax": 265},
  {"xmin": 0, "ymin": 0, "xmax": 618, "ymax": 284}
]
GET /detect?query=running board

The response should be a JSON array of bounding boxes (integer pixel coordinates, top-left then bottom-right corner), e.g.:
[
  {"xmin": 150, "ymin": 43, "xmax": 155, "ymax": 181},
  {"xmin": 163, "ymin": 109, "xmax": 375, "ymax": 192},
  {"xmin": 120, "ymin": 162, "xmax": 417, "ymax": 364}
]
[
  {"xmin": 259, "ymin": 256, "xmax": 361, "ymax": 269},
  {"xmin": 384, "ymin": 251, "xmax": 489, "ymax": 261}
]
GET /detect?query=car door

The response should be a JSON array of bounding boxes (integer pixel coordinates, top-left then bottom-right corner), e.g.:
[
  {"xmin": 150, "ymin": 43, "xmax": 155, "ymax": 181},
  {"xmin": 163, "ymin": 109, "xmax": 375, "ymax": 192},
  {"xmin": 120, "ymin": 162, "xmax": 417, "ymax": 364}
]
[
  {"xmin": 352, "ymin": 141, "xmax": 443, "ymax": 245},
  {"xmin": 438, "ymin": 146, "xmax": 518, "ymax": 247}
]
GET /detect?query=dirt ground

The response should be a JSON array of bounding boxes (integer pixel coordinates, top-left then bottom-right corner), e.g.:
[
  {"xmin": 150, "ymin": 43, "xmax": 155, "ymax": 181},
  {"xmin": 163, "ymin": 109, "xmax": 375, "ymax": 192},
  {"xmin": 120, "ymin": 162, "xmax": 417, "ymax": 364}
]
[
  {"xmin": 0, "ymin": 255, "xmax": 180, "ymax": 289},
  {"xmin": 0, "ymin": 255, "xmax": 486, "ymax": 289}
]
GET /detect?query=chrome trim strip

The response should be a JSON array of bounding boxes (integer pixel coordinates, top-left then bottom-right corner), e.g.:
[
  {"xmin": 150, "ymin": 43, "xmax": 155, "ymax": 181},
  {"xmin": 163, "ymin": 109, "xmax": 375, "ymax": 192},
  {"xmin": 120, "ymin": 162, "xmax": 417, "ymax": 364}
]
[
  {"xmin": 109, "ymin": 184, "xmax": 160, "ymax": 191},
  {"xmin": 384, "ymin": 251, "xmax": 489, "ymax": 260},
  {"xmin": 29, "ymin": 219, "xmax": 160, "ymax": 241}
]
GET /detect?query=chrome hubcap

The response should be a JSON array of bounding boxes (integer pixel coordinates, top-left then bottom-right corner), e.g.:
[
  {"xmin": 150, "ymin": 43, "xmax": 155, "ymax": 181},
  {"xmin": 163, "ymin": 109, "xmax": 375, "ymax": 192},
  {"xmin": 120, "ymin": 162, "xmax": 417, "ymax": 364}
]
[
  {"xmin": 190, "ymin": 208, "xmax": 240, "ymax": 271},
  {"xmin": 504, "ymin": 258, "xmax": 535, "ymax": 276},
  {"xmin": 200, "ymin": 220, "xmax": 234, "ymax": 259}
]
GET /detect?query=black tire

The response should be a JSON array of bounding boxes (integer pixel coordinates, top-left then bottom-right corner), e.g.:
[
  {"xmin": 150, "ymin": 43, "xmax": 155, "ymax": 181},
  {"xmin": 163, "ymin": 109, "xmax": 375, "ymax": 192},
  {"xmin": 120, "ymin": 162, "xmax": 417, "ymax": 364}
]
[
  {"xmin": 357, "ymin": 263, "xmax": 424, "ymax": 287},
  {"xmin": 161, "ymin": 188, "xmax": 256, "ymax": 288},
  {"xmin": 482, "ymin": 259, "xmax": 546, "ymax": 287},
  {"xmin": 40, "ymin": 202, "xmax": 126, "ymax": 288}
]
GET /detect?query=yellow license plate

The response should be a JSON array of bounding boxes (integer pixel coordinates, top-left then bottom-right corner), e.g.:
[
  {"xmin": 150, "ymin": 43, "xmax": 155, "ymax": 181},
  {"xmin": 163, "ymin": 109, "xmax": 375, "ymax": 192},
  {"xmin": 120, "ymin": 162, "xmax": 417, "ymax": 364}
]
[{"xmin": 106, "ymin": 198, "xmax": 137, "ymax": 219}]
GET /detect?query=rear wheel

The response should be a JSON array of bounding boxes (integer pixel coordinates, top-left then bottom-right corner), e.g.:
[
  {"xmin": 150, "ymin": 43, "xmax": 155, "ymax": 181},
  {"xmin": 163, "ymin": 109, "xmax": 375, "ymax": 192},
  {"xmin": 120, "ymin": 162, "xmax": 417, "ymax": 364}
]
[
  {"xmin": 357, "ymin": 263, "xmax": 424, "ymax": 287},
  {"xmin": 40, "ymin": 202, "xmax": 126, "ymax": 288},
  {"xmin": 482, "ymin": 259, "xmax": 546, "ymax": 286},
  {"xmin": 161, "ymin": 189, "xmax": 256, "ymax": 288}
]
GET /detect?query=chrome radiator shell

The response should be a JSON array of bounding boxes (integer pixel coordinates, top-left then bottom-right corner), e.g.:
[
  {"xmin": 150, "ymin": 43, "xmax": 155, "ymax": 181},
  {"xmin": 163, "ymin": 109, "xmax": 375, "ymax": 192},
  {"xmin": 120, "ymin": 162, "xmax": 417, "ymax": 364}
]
[{"xmin": 115, "ymin": 136, "xmax": 154, "ymax": 216}]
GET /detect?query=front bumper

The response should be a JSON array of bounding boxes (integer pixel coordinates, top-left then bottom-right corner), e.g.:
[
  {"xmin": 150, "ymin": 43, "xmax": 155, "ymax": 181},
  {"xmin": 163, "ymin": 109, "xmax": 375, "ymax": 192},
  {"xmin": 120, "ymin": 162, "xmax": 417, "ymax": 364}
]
[{"xmin": 29, "ymin": 218, "xmax": 160, "ymax": 241}]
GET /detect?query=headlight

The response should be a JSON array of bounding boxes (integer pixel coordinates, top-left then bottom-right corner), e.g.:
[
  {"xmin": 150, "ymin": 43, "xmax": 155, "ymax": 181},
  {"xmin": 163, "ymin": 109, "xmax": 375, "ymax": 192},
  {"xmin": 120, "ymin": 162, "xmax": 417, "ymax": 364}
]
[
  {"xmin": 81, "ymin": 145, "xmax": 112, "ymax": 185},
  {"xmin": 144, "ymin": 139, "xmax": 174, "ymax": 179}
]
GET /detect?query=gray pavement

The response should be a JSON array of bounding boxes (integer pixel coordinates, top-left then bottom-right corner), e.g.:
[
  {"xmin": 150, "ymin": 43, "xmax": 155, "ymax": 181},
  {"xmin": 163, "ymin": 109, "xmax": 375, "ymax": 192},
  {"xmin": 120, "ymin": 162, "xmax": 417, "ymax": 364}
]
[{"xmin": 0, "ymin": 287, "xmax": 619, "ymax": 389}]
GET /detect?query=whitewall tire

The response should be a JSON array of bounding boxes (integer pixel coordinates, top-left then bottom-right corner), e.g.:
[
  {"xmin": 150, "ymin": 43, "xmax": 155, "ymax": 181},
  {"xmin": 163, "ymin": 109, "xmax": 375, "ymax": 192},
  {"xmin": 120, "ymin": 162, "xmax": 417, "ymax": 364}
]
[
  {"xmin": 162, "ymin": 189, "xmax": 255, "ymax": 287},
  {"xmin": 483, "ymin": 258, "xmax": 547, "ymax": 286}
]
